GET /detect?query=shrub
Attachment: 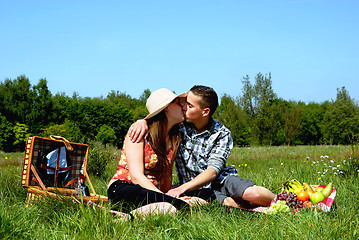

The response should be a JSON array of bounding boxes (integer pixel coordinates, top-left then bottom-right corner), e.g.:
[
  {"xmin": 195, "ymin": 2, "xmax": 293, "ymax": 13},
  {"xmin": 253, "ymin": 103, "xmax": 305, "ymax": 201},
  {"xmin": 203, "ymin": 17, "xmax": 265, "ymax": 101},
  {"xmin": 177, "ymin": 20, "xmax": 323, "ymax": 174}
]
[{"xmin": 87, "ymin": 142, "xmax": 113, "ymax": 178}]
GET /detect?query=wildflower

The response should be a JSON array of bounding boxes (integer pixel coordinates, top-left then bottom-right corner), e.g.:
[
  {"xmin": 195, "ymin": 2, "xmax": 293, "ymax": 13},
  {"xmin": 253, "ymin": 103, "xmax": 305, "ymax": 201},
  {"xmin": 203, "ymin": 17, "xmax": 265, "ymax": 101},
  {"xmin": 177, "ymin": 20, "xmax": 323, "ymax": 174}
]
[
  {"xmin": 5, "ymin": 157, "xmax": 8, "ymax": 160},
  {"xmin": 330, "ymin": 160, "xmax": 334, "ymax": 163},
  {"xmin": 312, "ymin": 161, "xmax": 316, "ymax": 164},
  {"xmin": 318, "ymin": 177, "xmax": 321, "ymax": 180},
  {"xmin": 269, "ymin": 167, "xmax": 273, "ymax": 170},
  {"xmin": 281, "ymin": 163, "xmax": 283, "ymax": 165},
  {"xmin": 337, "ymin": 165, "xmax": 341, "ymax": 168},
  {"xmin": 244, "ymin": 164, "xmax": 247, "ymax": 167},
  {"xmin": 318, "ymin": 172, "xmax": 321, "ymax": 174}
]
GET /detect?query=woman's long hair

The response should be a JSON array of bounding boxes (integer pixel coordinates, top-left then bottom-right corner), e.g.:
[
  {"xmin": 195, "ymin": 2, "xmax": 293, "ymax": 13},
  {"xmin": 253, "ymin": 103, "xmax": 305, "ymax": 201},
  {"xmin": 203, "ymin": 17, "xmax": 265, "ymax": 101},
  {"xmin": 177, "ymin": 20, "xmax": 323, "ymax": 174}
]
[{"xmin": 146, "ymin": 110, "xmax": 181, "ymax": 174}]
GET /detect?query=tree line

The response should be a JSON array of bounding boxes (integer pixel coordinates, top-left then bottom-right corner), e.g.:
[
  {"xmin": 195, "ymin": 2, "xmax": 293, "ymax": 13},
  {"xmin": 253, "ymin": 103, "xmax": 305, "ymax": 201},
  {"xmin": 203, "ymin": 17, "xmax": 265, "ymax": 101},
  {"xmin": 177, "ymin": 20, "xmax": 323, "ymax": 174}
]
[{"xmin": 1, "ymin": 74, "xmax": 359, "ymax": 152}]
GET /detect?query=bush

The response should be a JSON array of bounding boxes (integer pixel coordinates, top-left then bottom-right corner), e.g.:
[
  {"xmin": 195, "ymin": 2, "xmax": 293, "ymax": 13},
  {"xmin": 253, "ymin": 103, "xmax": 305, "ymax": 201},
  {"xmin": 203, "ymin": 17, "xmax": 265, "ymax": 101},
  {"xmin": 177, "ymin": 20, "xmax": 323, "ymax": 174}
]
[{"xmin": 87, "ymin": 142, "xmax": 114, "ymax": 178}]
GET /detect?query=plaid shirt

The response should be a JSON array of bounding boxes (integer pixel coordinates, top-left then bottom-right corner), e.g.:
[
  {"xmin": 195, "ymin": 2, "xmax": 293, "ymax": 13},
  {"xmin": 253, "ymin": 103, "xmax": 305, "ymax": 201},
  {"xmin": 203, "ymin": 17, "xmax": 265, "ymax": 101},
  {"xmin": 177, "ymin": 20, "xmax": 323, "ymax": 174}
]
[{"xmin": 175, "ymin": 118, "xmax": 237, "ymax": 188}]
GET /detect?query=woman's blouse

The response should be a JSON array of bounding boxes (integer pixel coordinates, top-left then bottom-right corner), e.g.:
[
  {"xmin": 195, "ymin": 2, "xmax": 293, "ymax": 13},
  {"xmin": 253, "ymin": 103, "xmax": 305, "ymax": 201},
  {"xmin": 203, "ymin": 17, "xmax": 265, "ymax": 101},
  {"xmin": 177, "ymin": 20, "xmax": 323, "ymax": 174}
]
[{"xmin": 110, "ymin": 140, "xmax": 173, "ymax": 188}]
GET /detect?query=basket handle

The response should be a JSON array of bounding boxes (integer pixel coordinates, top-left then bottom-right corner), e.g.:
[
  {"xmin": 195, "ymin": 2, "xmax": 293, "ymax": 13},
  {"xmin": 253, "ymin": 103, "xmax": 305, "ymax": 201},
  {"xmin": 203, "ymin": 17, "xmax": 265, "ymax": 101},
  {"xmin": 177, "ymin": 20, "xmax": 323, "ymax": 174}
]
[{"xmin": 50, "ymin": 135, "xmax": 74, "ymax": 151}]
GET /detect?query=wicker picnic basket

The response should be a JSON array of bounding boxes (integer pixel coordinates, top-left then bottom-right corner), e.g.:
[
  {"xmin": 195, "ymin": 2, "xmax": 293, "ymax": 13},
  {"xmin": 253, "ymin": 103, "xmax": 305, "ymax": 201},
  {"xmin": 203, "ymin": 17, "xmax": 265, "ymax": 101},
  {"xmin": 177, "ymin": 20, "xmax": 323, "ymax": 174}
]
[{"xmin": 21, "ymin": 135, "xmax": 108, "ymax": 204}]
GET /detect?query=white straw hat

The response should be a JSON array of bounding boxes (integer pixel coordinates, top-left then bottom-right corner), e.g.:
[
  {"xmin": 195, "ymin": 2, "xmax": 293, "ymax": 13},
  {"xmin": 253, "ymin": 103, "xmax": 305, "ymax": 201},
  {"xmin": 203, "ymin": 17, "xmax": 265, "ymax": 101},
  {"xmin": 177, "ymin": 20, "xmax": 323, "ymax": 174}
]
[{"xmin": 144, "ymin": 88, "xmax": 187, "ymax": 120}]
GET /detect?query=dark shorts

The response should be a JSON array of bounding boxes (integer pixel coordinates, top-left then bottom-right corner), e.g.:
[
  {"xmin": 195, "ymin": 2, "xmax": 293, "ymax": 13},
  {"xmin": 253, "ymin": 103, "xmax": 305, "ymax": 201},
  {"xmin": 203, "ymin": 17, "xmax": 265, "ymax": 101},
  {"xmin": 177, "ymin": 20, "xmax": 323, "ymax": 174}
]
[
  {"xmin": 211, "ymin": 175, "xmax": 255, "ymax": 204},
  {"xmin": 107, "ymin": 180, "xmax": 189, "ymax": 212}
]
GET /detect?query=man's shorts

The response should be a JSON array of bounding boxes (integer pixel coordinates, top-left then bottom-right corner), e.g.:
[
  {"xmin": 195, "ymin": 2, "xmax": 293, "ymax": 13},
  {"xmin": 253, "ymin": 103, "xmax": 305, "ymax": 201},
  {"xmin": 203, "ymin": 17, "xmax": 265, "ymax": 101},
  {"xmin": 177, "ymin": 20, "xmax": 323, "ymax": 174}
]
[{"xmin": 211, "ymin": 175, "xmax": 255, "ymax": 204}]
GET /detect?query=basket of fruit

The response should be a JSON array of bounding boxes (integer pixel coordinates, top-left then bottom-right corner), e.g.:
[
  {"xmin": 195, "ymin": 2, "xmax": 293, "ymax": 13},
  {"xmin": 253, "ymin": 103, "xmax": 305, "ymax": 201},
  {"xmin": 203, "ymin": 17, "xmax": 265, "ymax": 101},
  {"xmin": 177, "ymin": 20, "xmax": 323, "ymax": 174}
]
[{"xmin": 263, "ymin": 179, "xmax": 336, "ymax": 214}]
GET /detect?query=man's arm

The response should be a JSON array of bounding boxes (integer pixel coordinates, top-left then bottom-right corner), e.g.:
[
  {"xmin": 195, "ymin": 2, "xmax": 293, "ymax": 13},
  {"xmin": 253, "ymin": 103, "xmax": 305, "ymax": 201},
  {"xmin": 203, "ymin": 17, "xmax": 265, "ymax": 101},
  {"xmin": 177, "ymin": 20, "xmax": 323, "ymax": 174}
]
[
  {"xmin": 127, "ymin": 119, "xmax": 148, "ymax": 143},
  {"xmin": 166, "ymin": 168, "xmax": 217, "ymax": 198}
]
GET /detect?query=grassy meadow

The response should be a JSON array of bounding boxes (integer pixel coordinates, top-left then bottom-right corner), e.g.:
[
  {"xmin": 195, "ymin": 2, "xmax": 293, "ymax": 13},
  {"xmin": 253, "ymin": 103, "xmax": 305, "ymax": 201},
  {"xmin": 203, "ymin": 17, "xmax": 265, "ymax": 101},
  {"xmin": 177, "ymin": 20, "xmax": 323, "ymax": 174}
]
[{"xmin": 1, "ymin": 145, "xmax": 358, "ymax": 239}]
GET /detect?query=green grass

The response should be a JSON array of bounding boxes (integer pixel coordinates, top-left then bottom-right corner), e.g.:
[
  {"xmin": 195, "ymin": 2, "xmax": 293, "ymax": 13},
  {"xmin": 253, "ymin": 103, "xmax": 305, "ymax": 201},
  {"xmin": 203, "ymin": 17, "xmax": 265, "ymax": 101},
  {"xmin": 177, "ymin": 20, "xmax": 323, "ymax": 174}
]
[{"xmin": 1, "ymin": 145, "xmax": 358, "ymax": 239}]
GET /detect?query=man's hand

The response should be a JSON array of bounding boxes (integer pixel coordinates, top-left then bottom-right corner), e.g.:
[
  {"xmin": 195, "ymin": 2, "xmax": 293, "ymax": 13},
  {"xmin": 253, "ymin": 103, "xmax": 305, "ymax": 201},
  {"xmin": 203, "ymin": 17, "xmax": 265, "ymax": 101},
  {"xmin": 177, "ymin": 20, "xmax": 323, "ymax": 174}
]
[
  {"xmin": 127, "ymin": 119, "xmax": 148, "ymax": 143},
  {"xmin": 166, "ymin": 186, "xmax": 188, "ymax": 198}
]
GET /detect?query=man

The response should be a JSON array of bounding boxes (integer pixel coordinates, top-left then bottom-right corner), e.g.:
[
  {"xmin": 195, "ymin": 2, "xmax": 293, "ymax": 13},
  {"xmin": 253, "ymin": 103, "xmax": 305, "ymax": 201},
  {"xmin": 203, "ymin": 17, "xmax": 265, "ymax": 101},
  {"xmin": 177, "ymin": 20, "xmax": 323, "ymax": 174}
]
[{"xmin": 129, "ymin": 85, "xmax": 275, "ymax": 207}]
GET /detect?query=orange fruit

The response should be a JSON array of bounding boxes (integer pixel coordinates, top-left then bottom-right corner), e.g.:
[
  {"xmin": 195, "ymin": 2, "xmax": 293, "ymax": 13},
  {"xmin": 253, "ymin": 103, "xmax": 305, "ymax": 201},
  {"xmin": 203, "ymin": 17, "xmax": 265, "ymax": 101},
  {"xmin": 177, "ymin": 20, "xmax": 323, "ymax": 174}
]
[
  {"xmin": 315, "ymin": 187, "xmax": 324, "ymax": 192},
  {"xmin": 303, "ymin": 200, "xmax": 313, "ymax": 208},
  {"xmin": 296, "ymin": 191, "xmax": 310, "ymax": 202}
]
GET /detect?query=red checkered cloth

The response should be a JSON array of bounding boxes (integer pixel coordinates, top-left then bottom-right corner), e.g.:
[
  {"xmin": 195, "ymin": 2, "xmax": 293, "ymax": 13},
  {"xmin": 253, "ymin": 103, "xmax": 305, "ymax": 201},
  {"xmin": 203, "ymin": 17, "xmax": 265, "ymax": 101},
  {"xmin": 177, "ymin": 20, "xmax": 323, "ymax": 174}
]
[{"xmin": 237, "ymin": 184, "xmax": 336, "ymax": 214}]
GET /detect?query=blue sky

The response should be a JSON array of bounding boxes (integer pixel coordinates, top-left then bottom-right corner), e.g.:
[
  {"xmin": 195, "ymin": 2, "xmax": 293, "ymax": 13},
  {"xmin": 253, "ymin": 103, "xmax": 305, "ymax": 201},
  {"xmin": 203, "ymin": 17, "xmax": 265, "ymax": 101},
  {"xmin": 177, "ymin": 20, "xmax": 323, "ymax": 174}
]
[{"xmin": 1, "ymin": 0, "xmax": 358, "ymax": 103}]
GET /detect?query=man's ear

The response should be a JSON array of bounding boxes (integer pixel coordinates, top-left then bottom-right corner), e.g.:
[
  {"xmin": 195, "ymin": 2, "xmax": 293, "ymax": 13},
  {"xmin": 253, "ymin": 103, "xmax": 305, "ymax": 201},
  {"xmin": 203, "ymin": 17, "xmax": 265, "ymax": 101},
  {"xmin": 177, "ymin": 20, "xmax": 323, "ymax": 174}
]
[{"xmin": 202, "ymin": 107, "xmax": 210, "ymax": 117}]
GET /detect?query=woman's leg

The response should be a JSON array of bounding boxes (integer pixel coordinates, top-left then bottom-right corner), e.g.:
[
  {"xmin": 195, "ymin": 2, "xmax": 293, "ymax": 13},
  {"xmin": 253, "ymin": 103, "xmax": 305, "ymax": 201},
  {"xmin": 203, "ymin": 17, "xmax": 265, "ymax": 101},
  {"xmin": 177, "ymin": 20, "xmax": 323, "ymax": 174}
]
[
  {"xmin": 130, "ymin": 202, "xmax": 177, "ymax": 218},
  {"xmin": 108, "ymin": 181, "xmax": 189, "ymax": 212}
]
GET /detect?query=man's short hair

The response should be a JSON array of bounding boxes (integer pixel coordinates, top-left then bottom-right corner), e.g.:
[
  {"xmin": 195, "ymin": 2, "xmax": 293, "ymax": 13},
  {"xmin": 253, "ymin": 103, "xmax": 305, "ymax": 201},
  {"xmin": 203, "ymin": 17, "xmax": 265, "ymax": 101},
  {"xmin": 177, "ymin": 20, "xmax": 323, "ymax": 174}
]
[{"xmin": 189, "ymin": 85, "xmax": 218, "ymax": 116}]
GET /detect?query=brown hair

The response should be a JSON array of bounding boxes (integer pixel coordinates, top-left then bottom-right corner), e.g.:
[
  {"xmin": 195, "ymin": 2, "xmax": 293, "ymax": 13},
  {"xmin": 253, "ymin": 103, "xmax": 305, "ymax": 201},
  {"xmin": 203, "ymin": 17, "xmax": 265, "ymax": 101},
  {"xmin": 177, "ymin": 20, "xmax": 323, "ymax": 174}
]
[
  {"xmin": 146, "ymin": 110, "xmax": 181, "ymax": 175},
  {"xmin": 189, "ymin": 85, "xmax": 218, "ymax": 116}
]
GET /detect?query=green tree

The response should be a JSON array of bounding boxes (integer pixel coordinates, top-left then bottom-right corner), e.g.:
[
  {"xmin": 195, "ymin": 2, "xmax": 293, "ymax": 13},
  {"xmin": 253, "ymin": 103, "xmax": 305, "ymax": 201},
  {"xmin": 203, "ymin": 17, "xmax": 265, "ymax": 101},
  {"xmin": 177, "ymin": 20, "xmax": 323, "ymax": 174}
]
[
  {"xmin": 26, "ymin": 79, "xmax": 53, "ymax": 133},
  {"xmin": 67, "ymin": 98, "xmax": 133, "ymax": 147},
  {"xmin": 13, "ymin": 123, "xmax": 31, "ymax": 151},
  {"xmin": 215, "ymin": 94, "xmax": 250, "ymax": 146},
  {"xmin": 283, "ymin": 101, "xmax": 303, "ymax": 146},
  {"xmin": 41, "ymin": 119, "xmax": 83, "ymax": 143},
  {"xmin": 0, "ymin": 75, "xmax": 33, "ymax": 123},
  {"xmin": 240, "ymin": 73, "xmax": 278, "ymax": 145},
  {"xmin": 0, "ymin": 114, "xmax": 14, "ymax": 151},
  {"xmin": 96, "ymin": 124, "xmax": 117, "ymax": 146},
  {"xmin": 322, "ymin": 87, "xmax": 359, "ymax": 144},
  {"xmin": 299, "ymin": 101, "xmax": 328, "ymax": 145}
]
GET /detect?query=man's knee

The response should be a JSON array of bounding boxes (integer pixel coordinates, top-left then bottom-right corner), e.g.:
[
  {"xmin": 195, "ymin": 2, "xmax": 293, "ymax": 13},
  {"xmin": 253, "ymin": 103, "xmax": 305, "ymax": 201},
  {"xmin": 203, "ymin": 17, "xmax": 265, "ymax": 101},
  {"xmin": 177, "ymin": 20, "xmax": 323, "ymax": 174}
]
[{"xmin": 241, "ymin": 186, "xmax": 261, "ymax": 201}]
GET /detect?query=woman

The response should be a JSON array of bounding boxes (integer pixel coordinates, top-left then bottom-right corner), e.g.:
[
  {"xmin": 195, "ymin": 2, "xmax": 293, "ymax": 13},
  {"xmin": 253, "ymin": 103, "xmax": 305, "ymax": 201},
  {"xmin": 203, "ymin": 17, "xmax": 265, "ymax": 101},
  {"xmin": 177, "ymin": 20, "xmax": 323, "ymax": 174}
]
[{"xmin": 108, "ymin": 88, "xmax": 205, "ymax": 218}]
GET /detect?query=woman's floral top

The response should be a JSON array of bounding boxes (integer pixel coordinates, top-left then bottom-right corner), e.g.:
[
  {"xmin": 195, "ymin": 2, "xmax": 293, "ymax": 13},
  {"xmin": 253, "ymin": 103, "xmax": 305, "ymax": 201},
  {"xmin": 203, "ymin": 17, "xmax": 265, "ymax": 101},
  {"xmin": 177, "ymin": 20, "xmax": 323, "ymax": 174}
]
[{"xmin": 110, "ymin": 140, "xmax": 173, "ymax": 187}]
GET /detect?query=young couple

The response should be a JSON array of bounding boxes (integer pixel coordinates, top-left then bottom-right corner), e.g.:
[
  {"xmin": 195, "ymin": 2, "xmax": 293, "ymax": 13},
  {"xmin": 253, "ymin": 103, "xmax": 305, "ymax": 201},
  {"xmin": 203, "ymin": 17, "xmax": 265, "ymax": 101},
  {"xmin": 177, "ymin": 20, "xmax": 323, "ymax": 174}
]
[{"xmin": 107, "ymin": 85, "xmax": 275, "ymax": 218}]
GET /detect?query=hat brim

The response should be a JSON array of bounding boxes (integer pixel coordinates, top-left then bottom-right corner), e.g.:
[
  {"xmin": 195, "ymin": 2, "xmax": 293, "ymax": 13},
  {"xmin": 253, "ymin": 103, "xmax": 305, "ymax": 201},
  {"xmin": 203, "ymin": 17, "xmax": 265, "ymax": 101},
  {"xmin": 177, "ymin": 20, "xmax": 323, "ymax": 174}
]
[{"xmin": 144, "ymin": 92, "xmax": 187, "ymax": 120}]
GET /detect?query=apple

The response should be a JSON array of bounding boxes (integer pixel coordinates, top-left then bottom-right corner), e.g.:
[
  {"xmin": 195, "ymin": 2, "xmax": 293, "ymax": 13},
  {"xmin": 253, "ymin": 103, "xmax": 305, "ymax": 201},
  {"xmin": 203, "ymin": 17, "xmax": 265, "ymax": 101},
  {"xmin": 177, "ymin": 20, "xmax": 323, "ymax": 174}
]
[{"xmin": 310, "ymin": 191, "xmax": 325, "ymax": 204}]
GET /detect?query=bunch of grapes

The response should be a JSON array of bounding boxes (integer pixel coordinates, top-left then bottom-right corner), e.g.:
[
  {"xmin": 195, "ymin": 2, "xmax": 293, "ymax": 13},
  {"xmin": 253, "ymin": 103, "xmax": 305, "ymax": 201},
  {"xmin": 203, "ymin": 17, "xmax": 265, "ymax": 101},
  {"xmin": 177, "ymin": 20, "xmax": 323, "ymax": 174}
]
[{"xmin": 276, "ymin": 190, "xmax": 304, "ymax": 209}]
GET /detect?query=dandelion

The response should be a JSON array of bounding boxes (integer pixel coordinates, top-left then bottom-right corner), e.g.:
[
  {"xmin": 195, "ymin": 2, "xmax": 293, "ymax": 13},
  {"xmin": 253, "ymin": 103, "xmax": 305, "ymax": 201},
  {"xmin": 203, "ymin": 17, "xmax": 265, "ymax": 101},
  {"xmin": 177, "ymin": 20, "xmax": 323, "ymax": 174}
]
[
  {"xmin": 5, "ymin": 157, "xmax": 8, "ymax": 160},
  {"xmin": 244, "ymin": 164, "xmax": 247, "ymax": 167},
  {"xmin": 318, "ymin": 177, "xmax": 322, "ymax": 180}
]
